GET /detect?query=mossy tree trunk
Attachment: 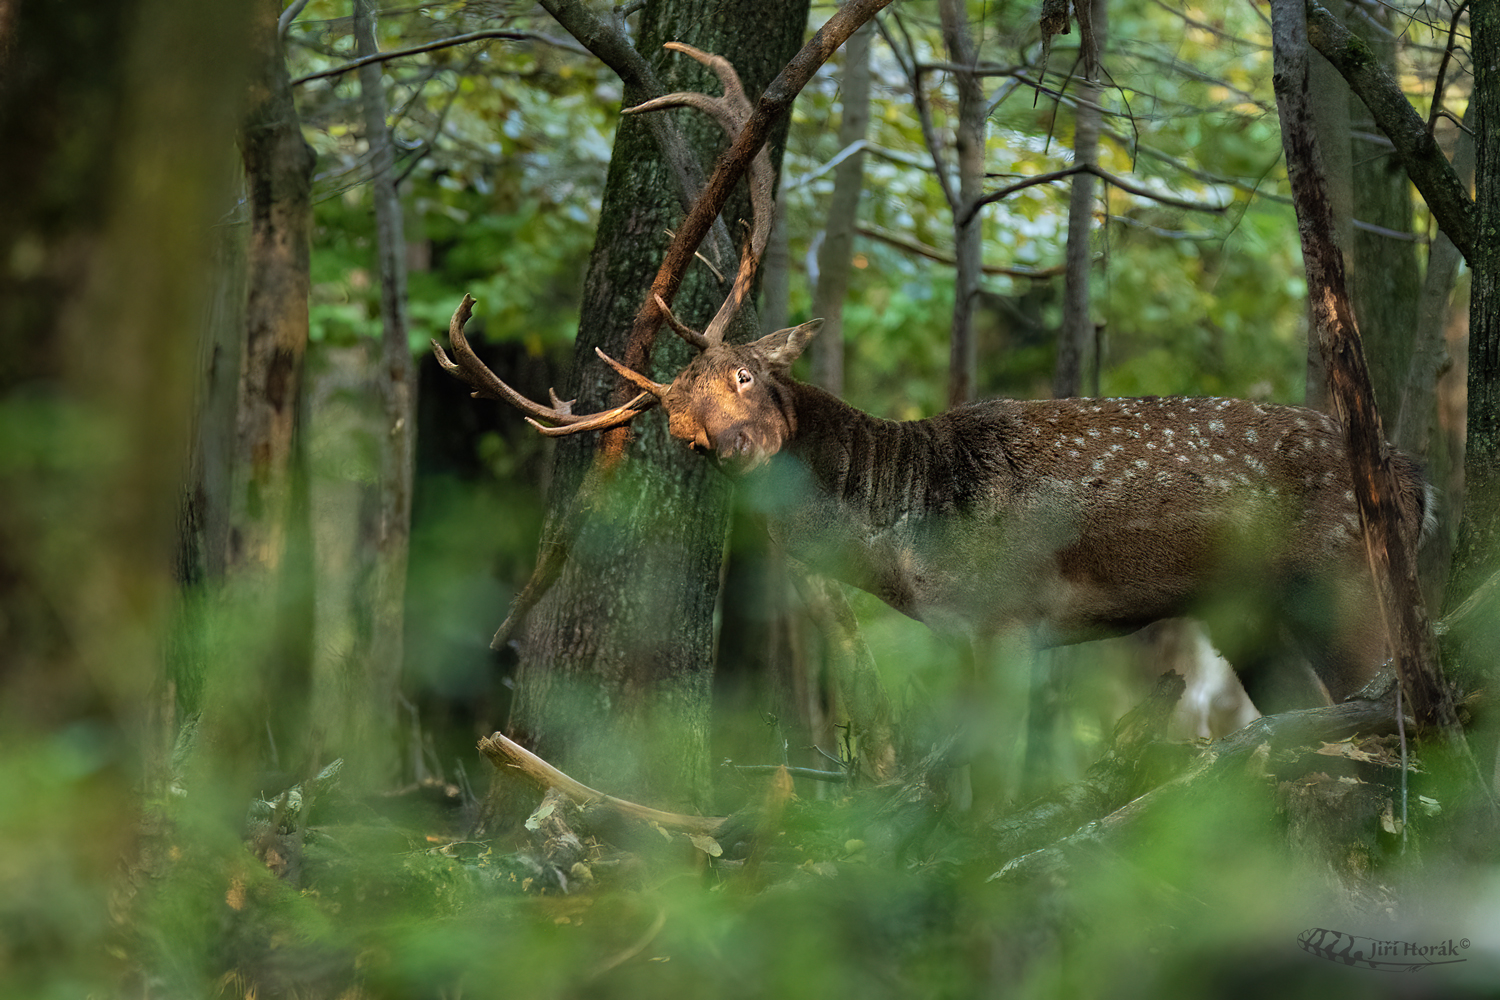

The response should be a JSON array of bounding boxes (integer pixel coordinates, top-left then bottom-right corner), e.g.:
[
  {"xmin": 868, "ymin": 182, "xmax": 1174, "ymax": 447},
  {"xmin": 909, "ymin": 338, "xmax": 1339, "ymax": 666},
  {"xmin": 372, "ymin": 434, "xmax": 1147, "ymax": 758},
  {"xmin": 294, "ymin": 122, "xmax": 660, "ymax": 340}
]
[{"xmin": 506, "ymin": 0, "xmax": 810, "ymax": 812}]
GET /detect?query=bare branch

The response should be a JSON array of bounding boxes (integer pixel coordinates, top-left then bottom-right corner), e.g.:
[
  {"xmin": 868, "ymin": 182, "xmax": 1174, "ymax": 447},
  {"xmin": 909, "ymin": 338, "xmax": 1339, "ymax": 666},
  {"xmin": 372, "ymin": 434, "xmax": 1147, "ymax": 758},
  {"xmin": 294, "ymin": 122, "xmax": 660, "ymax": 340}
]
[
  {"xmin": 855, "ymin": 226, "xmax": 1063, "ymax": 278},
  {"xmin": 290, "ymin": 29, "xmax": 588, "ymax": 87},
  {"xmin": 880, "ymin": 10, "xmax": 958, "ymax": 211},
  {"xmin": 277, "ymin": 0, "xmax": 310, "ymax": 41},
  {"xmin": 1304, "ymin": 1, "xmax": 1475, "ymax": 262},
  {"xmin": 612, "ymin": 0, "xmax": 899, "ymax": 420},
  {"xmin": 962, "ymin": 164, "xmax": 1229, "ymax": 228},
  {"xmin": 1427, "ymin": 0, "xmax": 1472, "ymax": 134}
]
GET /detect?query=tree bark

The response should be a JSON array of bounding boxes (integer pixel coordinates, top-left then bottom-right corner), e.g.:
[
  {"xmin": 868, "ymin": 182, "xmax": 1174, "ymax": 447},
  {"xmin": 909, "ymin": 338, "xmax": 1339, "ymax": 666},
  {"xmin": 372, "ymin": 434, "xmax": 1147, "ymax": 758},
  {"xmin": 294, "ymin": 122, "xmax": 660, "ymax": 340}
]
[
  {"xmin": 195, "ymin": 0, "xmax": 318, "ymax": 777},
  {"xmin": 1446, "ymin": 3, "xmax": 1500, "ymax": 690},
  {"xmin": 938, "ymin": 0, "xmax": 986, "ymax": 407},
  {"xmin": 1053, "ymin": 0, "xmax": 1105, "ymax": 400},
  {"xmin": 0, "ymin": 0, "xmax": 252, "ymax": 991},
  {"xmin": 508, "ymin": 0, "xmax": 810, "ymax": 812},
  {"xmin": 1398, "ymin": 110, "xmax": 1474, "ymax": 610},
  {"xmin": 1346, "ymin": 3, "xmax": 1419, "ymax": 425},
  {"xmin": 809, "ymin": 14, "xmax": 873, "ymax": 396},
  {"xmin": 235, "ymin": 5, "xmax": 316, "ymax": 584},
  {"xmin": 1305, "ymin": 1, "xmax": 1475, "ymax": 263},
  {"xmin": 1270, "ymin": 0, "xmax": 1455, "ymax": 733},
  {"xmin": 1300, "ymin": 0, "xmax": 1352, "ymax": 411}
]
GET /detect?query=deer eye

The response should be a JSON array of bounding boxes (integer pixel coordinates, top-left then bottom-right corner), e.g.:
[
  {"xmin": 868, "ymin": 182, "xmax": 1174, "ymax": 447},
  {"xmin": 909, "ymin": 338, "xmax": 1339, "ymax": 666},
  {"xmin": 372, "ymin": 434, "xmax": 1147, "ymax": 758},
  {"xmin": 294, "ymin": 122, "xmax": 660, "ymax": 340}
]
[{"xmin": 735, "ymin": 368, "xmax": 753, "ymax": 387}]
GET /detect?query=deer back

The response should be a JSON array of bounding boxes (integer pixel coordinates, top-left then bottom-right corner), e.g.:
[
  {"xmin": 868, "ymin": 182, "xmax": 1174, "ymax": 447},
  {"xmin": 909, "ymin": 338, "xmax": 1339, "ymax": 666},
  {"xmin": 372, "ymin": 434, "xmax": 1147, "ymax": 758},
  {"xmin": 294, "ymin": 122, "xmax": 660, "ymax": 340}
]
[{"xmin": 665, "ymin": 347, "xmax": 1430, "ymax": 709}]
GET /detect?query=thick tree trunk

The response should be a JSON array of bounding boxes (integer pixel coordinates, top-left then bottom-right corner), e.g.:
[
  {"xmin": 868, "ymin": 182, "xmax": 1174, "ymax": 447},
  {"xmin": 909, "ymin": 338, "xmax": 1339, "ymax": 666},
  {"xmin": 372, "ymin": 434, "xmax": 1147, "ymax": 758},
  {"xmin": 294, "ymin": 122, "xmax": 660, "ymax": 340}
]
[
  {"xmin": 1445, "ymin": 5, "xmax": 1500, "ymax": 736},
  {"xmin": 1450, "ymin": 5, "xmax": 1500, "ymax": 608},
  {"xmin": 235, "ymin": 6, "xmax": 316, "ymax": 584},
  {"xmin": 191, "ymin": 0, "xmax": 318, "ymax": 779},
  {"xmin": 0, "ymin": 0, "xmax": 251, "ymax": 991},
  {"xmin": 508, "ymin": 0, "xmax": 810, "ymax": 811}
]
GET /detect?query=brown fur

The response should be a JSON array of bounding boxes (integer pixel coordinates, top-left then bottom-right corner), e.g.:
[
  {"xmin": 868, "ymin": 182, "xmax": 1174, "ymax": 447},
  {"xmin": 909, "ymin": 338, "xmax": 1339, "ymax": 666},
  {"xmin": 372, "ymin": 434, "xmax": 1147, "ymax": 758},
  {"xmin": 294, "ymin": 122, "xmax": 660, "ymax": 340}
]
[{"xmin": 657, "ymin": 324, "xmax": 1430, "ymax": 714}]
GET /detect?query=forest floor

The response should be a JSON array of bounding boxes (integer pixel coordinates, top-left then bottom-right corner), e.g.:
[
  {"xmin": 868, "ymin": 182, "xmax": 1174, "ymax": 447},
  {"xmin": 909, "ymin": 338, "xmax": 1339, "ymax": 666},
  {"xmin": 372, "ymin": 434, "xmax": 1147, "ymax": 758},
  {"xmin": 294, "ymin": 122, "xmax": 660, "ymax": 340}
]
[{"xmin": 121, "ymin": 676, "xmax": 1500, "ymax": 999}]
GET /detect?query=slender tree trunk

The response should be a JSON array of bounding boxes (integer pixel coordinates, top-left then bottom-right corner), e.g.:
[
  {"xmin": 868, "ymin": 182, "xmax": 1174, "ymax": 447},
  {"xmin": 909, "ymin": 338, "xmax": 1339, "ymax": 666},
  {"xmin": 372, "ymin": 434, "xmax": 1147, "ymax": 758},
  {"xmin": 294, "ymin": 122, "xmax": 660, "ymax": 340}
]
[
  {"xmin": 508, "ymin": 0, "xmax": 809, "ymax": 811},
  {"xmin": 810, "ymin": 14, "xmax": 873, "ymax": 395},
  {"xmin": 1053, "ymin": 0, "xmax": 1106, "ymax": 399},
  {"xmin": 1347, "ymin": 2, "xmax": 1419, "ymax": 423},
  {"xmin": 939, "ymin": 0, "xmax": 986, "ymax": 407},
  {"xmin": 1398, "ymin": 111, "xmax": 1474, "ymax": 609},
  {"xmin": 303, "ymin": 0, "xmax": 412, "ymax": 788},
  {"xmin": 1270, "ymin": 0, "xmax": 1454, "ymax": 734},
  {"xmin": 1032, "ymin": 0, "xmax": 1108, "ymax": 798}
]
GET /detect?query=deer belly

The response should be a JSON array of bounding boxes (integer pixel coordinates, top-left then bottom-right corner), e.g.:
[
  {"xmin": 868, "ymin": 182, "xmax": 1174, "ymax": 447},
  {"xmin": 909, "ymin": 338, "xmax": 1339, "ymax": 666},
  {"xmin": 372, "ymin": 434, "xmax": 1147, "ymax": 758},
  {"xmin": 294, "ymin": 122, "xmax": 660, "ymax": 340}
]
[{"xmin": 901, "ymin": 507, "xmax": 1220, "ymax": 644}]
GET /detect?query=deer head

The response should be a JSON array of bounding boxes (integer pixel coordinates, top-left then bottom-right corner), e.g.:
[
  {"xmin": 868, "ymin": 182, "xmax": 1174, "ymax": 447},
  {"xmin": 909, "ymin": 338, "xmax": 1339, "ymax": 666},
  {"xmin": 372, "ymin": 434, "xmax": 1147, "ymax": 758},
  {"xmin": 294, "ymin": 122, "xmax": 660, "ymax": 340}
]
[
  {"xmin": 431, "ymin": 43, "xmax": 815, "ymax": 472},
  {"xmin": 656, "ymin": 317, "xmax": 822, "ymax": 470}
]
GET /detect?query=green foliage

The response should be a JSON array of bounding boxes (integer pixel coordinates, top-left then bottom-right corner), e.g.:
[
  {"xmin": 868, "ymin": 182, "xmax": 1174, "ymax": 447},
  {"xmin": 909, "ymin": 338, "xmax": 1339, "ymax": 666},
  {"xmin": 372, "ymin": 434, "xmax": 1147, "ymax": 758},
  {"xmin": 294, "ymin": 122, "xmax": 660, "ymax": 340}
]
[
  {"xmin": 64, "ymin": 2, "xmax": 1485, "ymax": 998},
  {"xmin": 121, "ymin": 761, "xmax": 1500, "ymax": 999},
  {"xmin": 292, "ymin": 1, "xmax": 615, "ymax": 353},
  {"xmin": 289, "ymin": 0, "xmax": 1338, "ymax": 414}
]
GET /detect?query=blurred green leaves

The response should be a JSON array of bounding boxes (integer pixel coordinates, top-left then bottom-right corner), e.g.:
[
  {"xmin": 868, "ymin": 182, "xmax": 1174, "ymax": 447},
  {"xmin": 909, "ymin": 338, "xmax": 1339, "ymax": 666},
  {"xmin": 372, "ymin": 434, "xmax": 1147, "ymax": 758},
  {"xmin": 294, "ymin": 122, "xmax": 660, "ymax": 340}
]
[{"xmin": 85, "ymin": 1, "xmax": 1488, "ymax": 998}]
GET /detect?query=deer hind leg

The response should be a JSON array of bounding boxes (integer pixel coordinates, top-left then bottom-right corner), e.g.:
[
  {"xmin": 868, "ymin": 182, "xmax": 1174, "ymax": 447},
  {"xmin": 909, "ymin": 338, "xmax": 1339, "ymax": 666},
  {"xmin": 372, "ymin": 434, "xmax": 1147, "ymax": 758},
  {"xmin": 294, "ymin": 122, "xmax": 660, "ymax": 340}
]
[
  {"xmin": 1281, "ymin": 571, "xmax": 1390, "ymax": 704},
  {"xmin": 1196, "ymin": 592, "xmax": 1333, "ymax": 716},
  {"xmin": 1222, "ymin": 638, "xmax": 1330, "ymax": 716},
  {"xmin": 1201, "ymin": 570, "xmax": 1387, "ymax": 715}
]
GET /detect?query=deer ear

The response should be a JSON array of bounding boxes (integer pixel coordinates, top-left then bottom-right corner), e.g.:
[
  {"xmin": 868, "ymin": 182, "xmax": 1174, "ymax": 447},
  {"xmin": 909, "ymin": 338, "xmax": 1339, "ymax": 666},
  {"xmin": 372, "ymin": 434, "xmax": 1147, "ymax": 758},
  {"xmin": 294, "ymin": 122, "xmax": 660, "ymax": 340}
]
[{"xmin": 752, "ymin": 319, "xmax": 823, "ymax": 371}]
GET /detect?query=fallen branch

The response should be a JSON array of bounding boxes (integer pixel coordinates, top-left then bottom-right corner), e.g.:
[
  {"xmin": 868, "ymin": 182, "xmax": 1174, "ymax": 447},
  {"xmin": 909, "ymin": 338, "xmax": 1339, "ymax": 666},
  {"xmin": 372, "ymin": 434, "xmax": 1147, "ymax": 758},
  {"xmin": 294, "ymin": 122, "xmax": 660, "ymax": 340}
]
[
  {"xmin": 990, "ymin": 683, "xmax": 1409, "ymax": 882},
  {"xmin": 989, "ymin": 670, "xmax": 1190, "ymax": 861},
  {"xmin": 478, "ymin": 732, "xmax": 726, "ymax": 835}
]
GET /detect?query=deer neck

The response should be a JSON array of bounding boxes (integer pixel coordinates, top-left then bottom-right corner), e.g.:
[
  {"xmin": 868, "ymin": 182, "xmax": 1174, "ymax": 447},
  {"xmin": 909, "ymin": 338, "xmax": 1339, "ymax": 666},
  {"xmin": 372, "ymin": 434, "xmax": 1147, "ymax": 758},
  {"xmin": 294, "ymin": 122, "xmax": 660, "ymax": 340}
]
[
  {"xmin": 776, "ymin": 381, "xmax": 964, "ymax": 513},
  {"xmin": 748, "ymin": 379, "xmax": 986, "ymax": 618}
]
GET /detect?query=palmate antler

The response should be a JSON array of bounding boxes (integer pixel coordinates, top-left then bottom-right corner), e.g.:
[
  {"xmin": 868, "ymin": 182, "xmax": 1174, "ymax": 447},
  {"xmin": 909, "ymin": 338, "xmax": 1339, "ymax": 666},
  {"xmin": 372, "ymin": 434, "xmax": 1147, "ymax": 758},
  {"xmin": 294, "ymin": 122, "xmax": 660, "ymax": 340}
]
[{"xmin": 430, "ymin": 43, "xmax": 777, "ymax": 435}]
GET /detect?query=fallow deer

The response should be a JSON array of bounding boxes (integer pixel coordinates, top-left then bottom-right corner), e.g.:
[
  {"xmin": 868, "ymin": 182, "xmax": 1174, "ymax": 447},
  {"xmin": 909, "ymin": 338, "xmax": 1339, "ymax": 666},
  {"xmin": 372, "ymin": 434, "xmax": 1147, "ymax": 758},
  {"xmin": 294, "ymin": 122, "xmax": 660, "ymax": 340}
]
[{"xmin": 433, "ymin": 44, "xmax": 1431, "ymax": 717}]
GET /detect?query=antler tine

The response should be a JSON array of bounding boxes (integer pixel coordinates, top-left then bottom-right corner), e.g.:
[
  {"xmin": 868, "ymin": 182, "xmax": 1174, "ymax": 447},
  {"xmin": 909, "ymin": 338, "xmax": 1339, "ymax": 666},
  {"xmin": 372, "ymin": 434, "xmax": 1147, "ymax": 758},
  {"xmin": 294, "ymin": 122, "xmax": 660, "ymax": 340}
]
[
  {"xmin": 525, "ymin": 391, "xmax": 657, "ymax": 437},
  {"xmin": 623, "ymin": 44, "xmax": 775, "ymax": 349},
  {"xmin": 595, "ymin": 346, "xmax": 673, "ymax": 394},
  {"xmin": 432, "ymin": 294, "xmax": 663, "ymax": 435},
  {"xmin": 622, "ymin": 42, "xmax": 751, "ymax": 133},
  {"xmin": 431, "ymin": 294, "xmax": 558, "ymax": 421},
  {"xmin": 699, "ymin": 148, "xmax": 774, "ymax": 347},
  {"xmin": 653, "ymin": 293, "xmax": 711, "ymax": 351},
  {"xmin": 663, "ymin": 42, "xmax": 749, "ymax": 111}
]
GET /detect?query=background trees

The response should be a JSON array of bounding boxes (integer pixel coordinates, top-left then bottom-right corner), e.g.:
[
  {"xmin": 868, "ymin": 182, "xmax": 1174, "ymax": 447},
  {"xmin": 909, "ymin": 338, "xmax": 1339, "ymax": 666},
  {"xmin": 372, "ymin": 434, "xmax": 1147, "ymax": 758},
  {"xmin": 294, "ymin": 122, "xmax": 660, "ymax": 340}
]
[{"xmin": 0, "ymin": 0, "xmax": 1494, "ymax": 996}]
